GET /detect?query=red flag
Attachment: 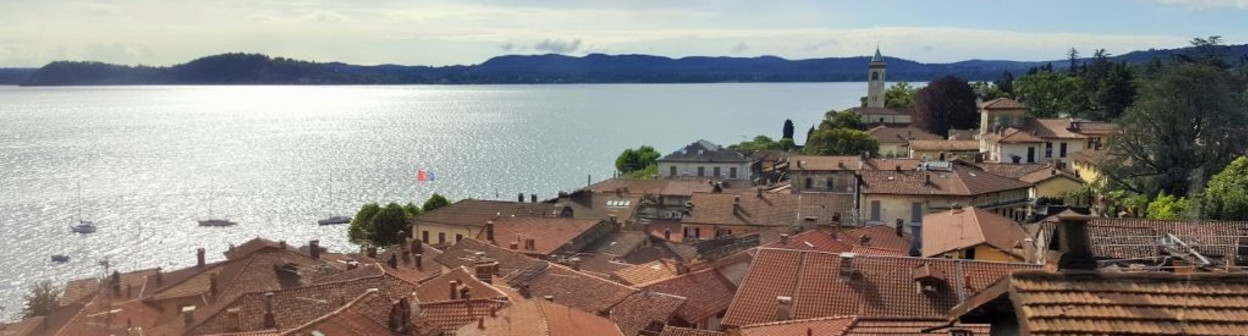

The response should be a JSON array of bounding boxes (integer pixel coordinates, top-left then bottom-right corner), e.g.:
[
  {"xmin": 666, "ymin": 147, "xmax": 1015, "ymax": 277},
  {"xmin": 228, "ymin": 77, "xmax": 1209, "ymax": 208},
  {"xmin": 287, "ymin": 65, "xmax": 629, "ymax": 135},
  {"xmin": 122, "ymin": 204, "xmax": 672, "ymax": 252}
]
[{"xmin": 417, "ymin": 169, "xmax": 428, "ymax": 182}]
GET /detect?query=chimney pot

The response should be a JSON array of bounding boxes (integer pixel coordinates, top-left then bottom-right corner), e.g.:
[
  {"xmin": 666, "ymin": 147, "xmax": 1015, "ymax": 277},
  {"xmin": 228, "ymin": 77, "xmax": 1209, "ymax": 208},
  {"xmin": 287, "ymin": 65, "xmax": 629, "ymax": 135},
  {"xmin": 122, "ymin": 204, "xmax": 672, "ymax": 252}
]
[
  {"xmin": 860, "ymin": 235, "xmax": 872, "ymax": 246},
  {"xmin": 478, "ymin": 316, "xmax": 485, "ymax": 329},
  {"xmin": 775, "ymin": 296, "xmax": 793, "ymax": 321},
  {"xmin": 509, "ymin": 241, "xmax": 519, "ymax": 250},
  {"xmin": 569, "ymin": 257, "xmax": 582, "ymax": 271},
  {"xmin": 780, "ymin": 234, "xmax": 789, "ymax": 245},
  {"xmin": 196, "ymin": 248, "xmax": 206, "ymax": 267},
  {"xmin": 387, "ymin": 253, "xmax": 398, "ymax": 268},
  {"xmin": 279, "ymin": 241, "xmax": 286, "ymax": 250},
  {"xmin": 1056, "ymin": 214, "xmax": 1097, "ymax": 271},
  {"xmin": 262, "ymin": 292, "xmax": 276, "ymax": 328},
  {"xmin": 182, "ymin": 306, "xmax": 196, "ymax": 326},
  {"xmin": 155, "ymin": 267, "xmax": 164, "ymax": 286},
  {"xmin": 895, "ymin": 218, "xmax": 905, "ymax": 237},
  {"xmin": 414, "ymin": 253, "xmax": 424, "ymax": 270},
  {"xmin": 309, "ymin": 240, "xmax": 321, "ymax": 259},
  {"xmin": 449, "ymin": 281, "xmax": 459, "ymax": 300},
  {"xmin": 1023, "ymin": 238, "xmax": 1037, "ymax": 264},
  {"xmin": 486, "ymin": 221, "xmax": 496, "ymax": 244},
  {"xmin": 839, "ymin": 252, "xmax": 856, "ymax": 277}
]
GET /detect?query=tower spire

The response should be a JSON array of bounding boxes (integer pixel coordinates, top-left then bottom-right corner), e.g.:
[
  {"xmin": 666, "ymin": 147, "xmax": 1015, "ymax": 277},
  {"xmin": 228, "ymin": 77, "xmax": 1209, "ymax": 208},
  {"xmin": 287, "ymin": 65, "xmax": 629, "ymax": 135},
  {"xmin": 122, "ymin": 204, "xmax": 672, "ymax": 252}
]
[{"xmin": 871, "ymin": 47, "xmax": 884, "ymax": 63}]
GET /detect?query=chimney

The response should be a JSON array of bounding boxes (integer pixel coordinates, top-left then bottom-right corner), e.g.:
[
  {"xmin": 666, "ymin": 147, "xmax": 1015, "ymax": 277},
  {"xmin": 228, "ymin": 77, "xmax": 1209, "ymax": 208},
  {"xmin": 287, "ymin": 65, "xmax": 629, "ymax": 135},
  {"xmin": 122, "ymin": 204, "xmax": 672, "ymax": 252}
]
[
  {"xmin": 279, "ymin": 241, "xmax": 287, "ymax": 250},
  {"xmin": 196, "ymin": 248, "xmax": 206, "ymax": 267},
  {"xmin": 181, "ymin": 306, "xmax": 195, "ymax": 326},
  {"xmin": 367, "ymin": 247, "xmax": 377, "ymax": 259},
  {"xmin": 756, "ymin": 187, "xmax": 763, "ymax": 198},
  {"xmin": 1023, "ymin": 238, "xmax": 1036, "ymax": 264},
  {"xmin": 309, "ymin": 240, "xmax": 321, "ymax": 259},
  {"xmin": 390, "ymin": 297, "xmax": 411, "ymax": 332},
  {"xmin": 895, "ymin": 218, "xmax": 905, "ymax": 237},
  {"xmin": 909, "ymin": 221, "xmax": 923, "ymax": 257},
  {"xmin": 475, "ymin": 262, "xmax": 497, "ymax": 284},
  {"xmin": 387, "ymin": 253, "xmax": 398, "ymax": 268},
  {"xmin": 839, "ymin": 253, "xmax": 856, "ymax": 278},
  {"xmin": 524, "ymin": 238, "xmax": 536, "ymax": 251},
  {"xmin": 895, "ymin": 165, "xmax": 901, "ymax": 171},
  {"xmin": 459, "ymin": 287, "xmax": 471, "ymax": 300},
  {"xmin": 609, "ymin": 215, "xmax": 618, "ymax": 224},
  {"xmin": 832, "ymin": 212, "xmax": 841, "ymax": 223},
  {"xmin": 414, "ymin": 253, "xmax": 423, "ymax": 270},
  {"xmin": 780, "ymin": 234, "xmax": 790, "ymax": 245},
  {"xmin": 477, "ymin": 317, "xmax": 486, "ymax": 329},
  {"xmin": 663, "ymin": 229, "xmax": 672, "ymax": 241},
  {"xmin": 569, "ymin": 257, "xmax": 582, "ymax": 271},
  {"xmin": 531, "ymin": 194, "xmax": 537, "ymax": 203},
  {"xmin": 509, "ymin": 241, "xmax": 519, "ymax": 250},
  {"xmin": 860, "ymin": 235, "xmax": 872, "ymax": 246},
  {"xmin": 449, "ymin": 281, "xmax": 459, "ymax": 300},
  {"xmin": 1056, "ymin": 214, "xmax": 1097, "ymax": 272},
  {"xmin": 775, "ymin": 296, "xmax": 793, "ymax": 321},
  {"xmin": 518, "ymin": 193, "xmax": 525, "ymax": 203},
  {"xmin": 262, "ymin": 292, "xmax": 276, "ymax": 328},
  {"xmin": 226, "ymin": 308, "xmax": 241, "ymax": 332},
  {"xmin": 485, "ymin": 221, "xmax": 496, "ymax": 243},
  {"xmin": 924, "ymin": 173, "xmax": 931, "ymax": 185},
  {"xmin": 413, "ymin": 239, "xmax": 423, "ymax": 254},
  {"xmin": 155, "ymin": 267, "xmax": 163, "ymax": 286},
  {"xmin": 733, "ymin": 195, "xmax": 741, "ymax": 206}
]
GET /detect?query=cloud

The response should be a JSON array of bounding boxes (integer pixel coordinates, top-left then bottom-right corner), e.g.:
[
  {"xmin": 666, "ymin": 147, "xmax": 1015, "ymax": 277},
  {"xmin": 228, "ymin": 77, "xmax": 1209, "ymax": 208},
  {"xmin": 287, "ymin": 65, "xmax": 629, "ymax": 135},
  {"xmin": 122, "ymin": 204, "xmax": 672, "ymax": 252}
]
[
  {"xmin": 534, "ymin": 38, "xmax": 581, "ymax": 53},
  {"xmin": 731, "ymin": 42, "xmax": 750, "ymax": 53},
  {"xmin": 1157, "ymin": 0, "xmax": 1248, "ymax": 9}
]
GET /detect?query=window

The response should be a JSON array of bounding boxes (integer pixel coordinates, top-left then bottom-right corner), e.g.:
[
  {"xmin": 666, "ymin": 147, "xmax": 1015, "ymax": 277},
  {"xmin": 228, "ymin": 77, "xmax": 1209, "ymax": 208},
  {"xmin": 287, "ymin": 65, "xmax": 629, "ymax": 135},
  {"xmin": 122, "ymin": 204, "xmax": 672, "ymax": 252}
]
[
  {"xmin": 804, "ymin": 178, "xmax": 813, "ymax": 189},
  {"xmin": 713, "ymin": 166, "xmax": 721, "ymax": 177},
  {"xmin": 693, "ymin": 228, "xmax": 701, "ymax": 239},
  {"xmin": 455, "ymin": 234, "xmax": 463, "ymax": 242},
  {"xmin": 1027, "ymin": 147, "xmax": 1036, "ymax": 163},
  {"xmin": 438, "ymin": 232, "xmax": 446, "ymax": 244},
  {"xmin": 965, "ymin": 248, "xmax": 977, "ymax": 260},
  {"xmin": 729, "ymin": 167, "xmax": 738, "ymax": 179},
  {"xmin": 1045, "ymin": 142, "xmax": 1053, "ymax": 158},
  {"xmin": 825, "ymin": 179, "xmax": 834, "ymax": 190},
  {"xmin": 871, "ymin": 71, "xmax": 879, "ymax": 80},
  {"xmin": 422, "ymin": 231, "xmax": 429, "ymax": 243},
  {"xmin": 911, "ymin": 202, "xmax": 923, "ymax": 223},
  {"xmin": 669, "ymin": 165, "xmax": 677, "ymax": 177},
  {"xmin": 697, "ymin": 166, "xmax": 705, "ymax": 177},
  {"xmin": 870, "ymin": 201, "xmax": 881, "ymax": 221},
  {"xmin": 1060, "ymin": 142, "xmax": 1068, "ymax": 157}
]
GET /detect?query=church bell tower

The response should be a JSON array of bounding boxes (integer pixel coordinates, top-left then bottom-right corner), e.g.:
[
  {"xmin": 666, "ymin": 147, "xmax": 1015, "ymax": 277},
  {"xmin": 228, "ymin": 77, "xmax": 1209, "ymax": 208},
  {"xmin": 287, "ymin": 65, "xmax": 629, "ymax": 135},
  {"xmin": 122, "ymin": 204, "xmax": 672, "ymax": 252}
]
[{"xmin": 867, "ymin": 47, "xmax": 886, "ymax": 108}]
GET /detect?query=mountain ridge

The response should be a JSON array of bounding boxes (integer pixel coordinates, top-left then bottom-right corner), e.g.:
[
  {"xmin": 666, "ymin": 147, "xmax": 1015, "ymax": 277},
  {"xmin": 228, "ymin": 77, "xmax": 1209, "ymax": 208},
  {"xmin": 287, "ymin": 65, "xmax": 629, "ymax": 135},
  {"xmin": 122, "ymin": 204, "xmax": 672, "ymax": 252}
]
[{"xmin": 11, "ymin": 43, "xmax": 1248, "ymax": 86}]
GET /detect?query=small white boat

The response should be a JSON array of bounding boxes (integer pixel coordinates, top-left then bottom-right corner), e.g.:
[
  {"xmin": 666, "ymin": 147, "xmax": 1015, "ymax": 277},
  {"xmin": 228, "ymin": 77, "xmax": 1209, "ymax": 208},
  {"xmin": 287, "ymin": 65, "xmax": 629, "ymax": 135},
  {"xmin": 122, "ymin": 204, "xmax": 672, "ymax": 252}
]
[
  {"xmin": 317, "ymin": 216, "xmax": 351, "ymax": 226},
  {"xmin": 198, "ymin": 219, "xmax": 237, "ymax": 227},
  {"xmin": 70, "ymin": 220, "xmax": 97, "ymax": 233}
]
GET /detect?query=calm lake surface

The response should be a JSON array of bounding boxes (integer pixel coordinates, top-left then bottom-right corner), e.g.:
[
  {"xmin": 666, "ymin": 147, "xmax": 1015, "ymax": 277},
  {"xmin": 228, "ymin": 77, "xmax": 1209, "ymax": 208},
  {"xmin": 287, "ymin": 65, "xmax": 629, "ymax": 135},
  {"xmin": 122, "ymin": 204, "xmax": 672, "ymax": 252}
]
[{"xmin": 0, "ymin": 83, "xmax": 884, "ymax": 317}]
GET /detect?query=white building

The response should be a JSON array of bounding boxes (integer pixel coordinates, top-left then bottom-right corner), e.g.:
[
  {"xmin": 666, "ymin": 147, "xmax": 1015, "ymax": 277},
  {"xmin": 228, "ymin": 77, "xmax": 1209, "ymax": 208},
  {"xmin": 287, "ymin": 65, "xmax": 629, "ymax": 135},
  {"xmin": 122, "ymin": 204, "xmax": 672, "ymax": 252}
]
[{"xmin": 657, "ymin": 140, "xmax": 753, "ymax": 181}]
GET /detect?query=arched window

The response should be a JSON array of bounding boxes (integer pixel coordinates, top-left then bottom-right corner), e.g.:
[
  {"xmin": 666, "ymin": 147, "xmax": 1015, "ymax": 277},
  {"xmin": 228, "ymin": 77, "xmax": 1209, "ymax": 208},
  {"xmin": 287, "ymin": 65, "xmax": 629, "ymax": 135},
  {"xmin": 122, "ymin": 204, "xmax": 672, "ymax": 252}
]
[{"xmin": 871, "ymin": 72, "xmax": 879, "ymax": 80}]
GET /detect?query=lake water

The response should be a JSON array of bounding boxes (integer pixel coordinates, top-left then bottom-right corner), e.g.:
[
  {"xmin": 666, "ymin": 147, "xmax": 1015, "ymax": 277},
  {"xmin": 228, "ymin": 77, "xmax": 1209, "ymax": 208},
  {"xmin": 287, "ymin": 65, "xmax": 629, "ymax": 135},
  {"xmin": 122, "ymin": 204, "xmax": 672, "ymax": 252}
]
[{"xmin": 0, "ymin": 82, "xmax": 883, "ymax": 318}]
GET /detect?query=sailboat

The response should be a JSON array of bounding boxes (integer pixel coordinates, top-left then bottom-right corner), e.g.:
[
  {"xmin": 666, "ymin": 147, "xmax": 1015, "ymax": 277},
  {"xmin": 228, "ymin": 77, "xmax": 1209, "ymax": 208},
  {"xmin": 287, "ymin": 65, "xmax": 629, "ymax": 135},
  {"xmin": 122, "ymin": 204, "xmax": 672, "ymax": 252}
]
[
  {"xmin": 69, "ymin": 181, "xmax": 97, "ymax": 234},
  {"xmin": 198, "ymin": 181, "xmax": 237, "ymax": 227},
  {"xmin": 316, "ymin": 184, "xmax": 351, "ymax": 225}
]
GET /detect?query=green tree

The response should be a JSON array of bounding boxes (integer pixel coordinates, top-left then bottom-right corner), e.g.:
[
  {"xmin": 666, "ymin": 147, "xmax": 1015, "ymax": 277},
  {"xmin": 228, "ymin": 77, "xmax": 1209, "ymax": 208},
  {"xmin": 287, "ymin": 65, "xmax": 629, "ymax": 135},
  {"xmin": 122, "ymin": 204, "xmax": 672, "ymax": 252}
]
[
  {"xmin": 803, "ymin": 128, "xmax": 879, "ymax": 156},
  {"xmin": 1013, "ymin": 71, "xmax": 1088, "ymax": 118},
  {"xmin": 1146, "ymin": 192, "xmax": 1189, "ymax": 220},
  {"xmin": 348, "ymin": 203, "xmax": 382, "ymax": 244},
  {"xmin": 729, "ymin": 135, "xmax": 783, "ymax": 152},
  {"xmin": 1177, "ymin": 35, "xmax": 1229, "ymax": 69},
  {"xmin": 622, "ymin": 164, "xmax": 658, "ymax": 179},
  {"xmin": 782, "ymin": 119, "xmax": 795, "ymax": 140},
  {"xmin": 820, "ymin": 110, "xmax": 867, "ymax": 131},
  {"xmin": 997, "ymin": 70, "xmax": 1015, "ymax": 96},
  {"xmin": 884, "ymin": 82, "xmax": 918, "ymax": 108},
  {"xmin": 1204, "ymin": 156, "xmax": 1248, "ymax": 221},
  {"xmin": 402, "ymin": 202, "xmax": 423, "ymax": 217},
  {"xmin": 422, "ymin": 193, "xmax": 451, "ymax": 212},
  {"xmin": 970, "ymin": 82, "xmax": 1007, "ymax": 101},
  {"xmin": 912, "ymin": 75, "xmax": 979, "ymax": 137},
  {"xmin": 615, "ymin": 146, "xmax": 661, "ymax": 174},
  {"xmin": 1105, "ymin": 63, "xmax": 1248, "ymax": 197},
  {"xmin": 22, "ymin": 280, "xmax": 61, "ymax": 319},
  {"xmin": 371, "ymin": 203, "xmax": 412, "ymax": 246}
]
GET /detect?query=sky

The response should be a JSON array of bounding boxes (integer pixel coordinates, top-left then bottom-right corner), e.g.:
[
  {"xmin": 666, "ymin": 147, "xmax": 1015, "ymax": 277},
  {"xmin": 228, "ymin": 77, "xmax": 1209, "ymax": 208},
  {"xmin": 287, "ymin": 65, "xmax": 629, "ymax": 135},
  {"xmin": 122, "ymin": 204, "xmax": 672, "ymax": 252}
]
[{"xmin": 0, "ymin": 0, "xmax": 1245, "ymax": 67}]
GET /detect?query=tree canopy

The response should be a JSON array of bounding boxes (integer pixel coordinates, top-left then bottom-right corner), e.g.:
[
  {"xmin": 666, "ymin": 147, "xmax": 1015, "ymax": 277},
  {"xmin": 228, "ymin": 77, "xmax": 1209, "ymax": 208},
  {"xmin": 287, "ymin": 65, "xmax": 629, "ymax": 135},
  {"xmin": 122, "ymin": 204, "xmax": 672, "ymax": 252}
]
[
  {"xmin": 820, "ymin": 110, "xmax": 867, "ymax": 131},
  {"xmin": 1146, "ymin": 192, "xmax": 1190, "ymax": 220},
  {"xmin": 22, "ymin": 280, "xmax": 61, "ymax": 319},
  {"xmin": 782, "ymin": 119, "xmax": 795, "ymax": 140},
  {"xmin": 803, "ymin": 128, "xmax": 879, "ymax": 156},
  {"xmin": 348, "ymin": 202, "xmax": 413, "ymax": 246},
  {"xmin": 422, "ymin": 193, "xmax": 452, "ymax": 212},
  {"xmin": 1203, "ymin": 156, "xmax": 1248, "ymax": 221},
  {"xmin": 884, "ymin": 82, "xmax": 918, "ymax": 108},
  {"xmin": 912, "ymin": 75, "xmax": 979, "ymax": 136},
  {"xmin": 615, "ymin": 146, "xmax": 661, "ymax": 174}
]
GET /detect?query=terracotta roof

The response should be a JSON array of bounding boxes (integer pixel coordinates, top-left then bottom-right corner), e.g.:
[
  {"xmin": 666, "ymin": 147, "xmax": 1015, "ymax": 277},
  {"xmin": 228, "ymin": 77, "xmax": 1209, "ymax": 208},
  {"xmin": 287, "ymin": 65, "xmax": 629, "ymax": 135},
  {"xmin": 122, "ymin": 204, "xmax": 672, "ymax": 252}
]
[
  {"xmin": 582, "ymin": 230, "xmax": 650, "ymax": 257},
  {"xmin": 1018, "ymin": 167, "xmax": 1083, "ymax": 184},
  {"xmin": 643, "ymin": 268, "xmax": 738, "ymax": 324},
  {"xmin": 572, "ymin": 253, "xmax": 633, "ymax": 276},
  {"xmin": 721, "ymin": 249, "xmax": 1039, "ymax": 327},
  {"xmin": 0, "ymin": 317, "xmax": 45, "ymax": 336},
  {"xmin": 843, "ymin": 317, "xmax": 990, "ymax": 335},
  {"xmin": 995, "ymin": 127, "xmax": 1045, "ymax": 143},
  {"xmin": 845, "ymin": 106, "xmax": 914, "ymax": 116},
  {"xmin": 551, "ymin": 192, "xmax": 641, "ymax": 222},
  {"xmin": 476, "ymin": 216, "xmax": 604, "ymax": 256},
  {"xmin": 765, "ymin": 229, "xmax": 854, "ymax": 253},
  {"xmin": 1069, "ymin": 148, "xmax": 1108, "ymax": 164},
  {"xmin": 1026, "ymin": 118, "xmax": 1110, "ymax": 139},
  {"xmin": 858, "ymin": 166, "xmax": 1031, "ymax": 196},
  {"xmin": 584, "ymin": 179, "xmax": 716, "ymax": 196},
  {"xmin": 622, "ymin": 241, "xmax": 698, "ymax": 265},
  {"xmin": 849, "ymin": 245, "xmax": 907, "ymax": 256},
  {"xmin": 684, "ymin": 192, "xmax": 854, "ymax": 228},
  {"xmin": 921, "ymin": 207, "xmax": 1028, "ymax": 258},
  {"xmin": 866, "ymin": 126, "xmax": 941, "ymax": 144},
  {"xmin": 279, "ymin": 290, "xmax": 442, "ymax": 336},
  {"xmin": 51, "ymin": 298, "xmax": 159, "ymax": 336},
  {"xmin": 979, "ymin": 98, "xmax": 1025, "ymax": 110},
  {"xmin": 188, "ymin": 272, "xmax": 422, "ymax": 335},
  {"xmin": 612, "ymin": 259, "xmax": 682, "ymax": 286},
  {"xmin": 609, "ymin": 291, "xmax": 687, "ymax": 336},
  {"xmin": 659, "ymin": 139, "xmax": 751, "ymax": 163},
  {"xmin": 762, "ymin": 227, "xmax": 912, "ymax": 256},
  {"xmin": 953, "ymin": 270, "xmax": 1248, "ymax": 336},
  {"xmin": 225, "ymin": 238, "xmax": 299, "ymax": 260},
  {"xmin": 907, "ymin": 140, "xmax": 979, "ymax": 152},
  {"xmin": 415, "ymin": 266, "xmax": 509, "ymax": 302},
  {"xmin": 412, "ymin": 199, "xmax": 564, "ymax": 228},
  {"xmin": 312, "ymin": 263, "xmax": 387, "ymax": 284},
  {"xmin": 456, "ymin": 299, "xmax": 623, "ymax": 336},
  {"xmin": 658, "ymin": 326, "xmax": 726, "ymax": 336},
  {"xmin": 737, "ymin": 315, "xmax": 856, "ymax": 336},
  {"xmin": 418, "ymin": 298, "xmax": 510, "ymax": 333},
  {"xmin": 841, "ymin": 226, "xmax": 913, "ymax": 255},
  {"xmin": 968, "ymin": 162, "xmax": 1048, "ymax": 179},
  {"xmin": 1035, "ymin": 217, "xmax": 1248, "ymax": 261},
  {"xmin": 504, "ymin": 262, "xmax": 638, "ymax": 315},
  {"xmin": 789, "ymin": 156, "xmax": 924, "ymax": 172},
  {"xmin": 435, "ymin": 238, "xmax": 544, "ymax": 276}
]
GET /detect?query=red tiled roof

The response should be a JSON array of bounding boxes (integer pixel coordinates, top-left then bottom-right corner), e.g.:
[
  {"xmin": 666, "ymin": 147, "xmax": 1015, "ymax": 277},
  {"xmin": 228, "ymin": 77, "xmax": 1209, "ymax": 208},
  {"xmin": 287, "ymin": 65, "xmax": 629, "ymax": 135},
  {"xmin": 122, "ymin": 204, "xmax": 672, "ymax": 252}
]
[
  {"xmin": 867, "ymin": 126, "xmax": 941, "ymax": 144},
  {"xmin": 658, "ymin": 326, "xmax": 727, "ymax": 336},
  {"xmin": 647, "ymin": 219, "xmax": 686, "ymax": 243},
  {"xmin": 505, "ymin": 262, "xmax": 638, "ymax": 315},
  {"xmin": 0, "ymin": 317, "xmax": 45, "ymax": 336},
  {"xmin": 418, "ymin": 298, "xmax": 510, "ymax": 333},
  {"xmin": 456, "ymin": 299, "xmax": 624, "ymax": 336},
  {"xmin": 907, "ymin": 140, "xmax": 979, "ymax": 152},
  {"xmin": 225, "ymin": 238, "xmax": 299, "ymax": 260},
  {"xmin": 1069, "ymin": 148, "xmax": 1108, "ymax": 164},
  {"xmin": 476, "ymin": 216, "xmax": 604, "ymax": 256},
  {"xmin": 843, "ymin": 317, "xmax": 990, "ymax": 335},
  {"xmin": 1018, "ymin": 167, "xmax": 1083, "ymax": 184},
  {"xmin": 738, "ymin": 315, "xmax": 855, "ymax": 336},
  {"xmin": 610, "ymin": 291, "xmax": 687, "ymax": 336},
  {"xmin": 979, "ymin": 98, "xmax": 1025, "ymax": 110},
  {"xmin": 996, "ymin": 128, "xmax": 1045, "ymax": 143},
  {"xmin": 789, "ymin": 156, "xmax": 924, "ymax": 172},
  {"xmin": 684, "ymin": 192, "xmax": 854, "ymax": 228},
  {"xmin": 766, "ymin": 229, "xmax": 853, "ymax": 253},
  {"xmin": 415, "ymin": 266, "xmax": 509, "ymax": 302},
  {"xmin": 585, "ymin": 178, "xmax": 716, "ymax": 196},
  {"xmin": 643, "ymin": 269, "xmax": 738, "ymax": 324},
  {"xmin": 413, "ymin": 199, "xmax": 564, "ymax": 228},
  {"xmin": 841, "ymin": 226, "xmax": 913, "ymax": 255},
  {"xmin": 922, "ymin": 207, "xmax": 1028, "ymax": 258},
  {"xmin": 858, "ymin": 165, "xmax": 1031, "ymax": 196},
  {"xmin": 435, "ymin": 238, "xmax": 545, "ymax": 277},
  {"xmin": 612, "ymin": 259, "xmax": 682, "ymax": 286},
  {"xmin": 721, "ymin": 249, "xmax": 1039, "ymax": 328},
  {"xmin": 279, "ymin": 290, "xmax": 442, "ymax": 336},
  {"xmin": 846, "ymin": 106, "xmax": 915, "ymax": 116},
  {"xmin": 968, "ymin": 162, "xmax": 1048, "ymax": 179},
  {"xmin": 52, "ymin": 298, "xmax": 161, "ymax": 336},
  {"xmin": 1035, "ymin": 217, "xmax": 1248, "ymax": 261}
]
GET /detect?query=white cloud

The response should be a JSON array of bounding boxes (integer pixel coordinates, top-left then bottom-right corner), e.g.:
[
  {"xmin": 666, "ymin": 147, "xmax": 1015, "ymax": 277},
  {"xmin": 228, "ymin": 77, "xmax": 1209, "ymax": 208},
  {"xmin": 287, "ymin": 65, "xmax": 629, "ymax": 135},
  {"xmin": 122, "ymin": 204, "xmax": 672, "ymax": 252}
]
[
  {"xmin": 533, "ymin": 39, "xmax": 581, "ymax": 53},
  {"xmin": 1157, "ymin": 0, "xmax": 1248, "ymax": 9}
]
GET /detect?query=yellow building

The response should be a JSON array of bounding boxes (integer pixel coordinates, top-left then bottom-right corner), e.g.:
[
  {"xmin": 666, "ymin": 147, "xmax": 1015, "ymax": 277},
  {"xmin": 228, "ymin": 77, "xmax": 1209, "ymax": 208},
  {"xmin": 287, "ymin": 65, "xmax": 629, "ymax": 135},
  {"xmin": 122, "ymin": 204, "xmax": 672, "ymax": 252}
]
[
  {"xmin": 866, "ymin": 126, "xmax": 940, "ymax": 158},
  {"xmin": 410, "ymin": 199, "xmax": 567, "ymax": 246},
  {"xmin": 1069, "ymin": 148, "xmax": 1107, "ymax": 182},
  {"xmin": 921, "ymin": 207, "xmax": 1029, "ymax": 262},
  {"xmin": 858, "ymin": 162, "xmax": 1033, "ymax": 225},
  {"xmin": 1019, "ymin": 167, "xmax": 1085, "ymax": 200}
]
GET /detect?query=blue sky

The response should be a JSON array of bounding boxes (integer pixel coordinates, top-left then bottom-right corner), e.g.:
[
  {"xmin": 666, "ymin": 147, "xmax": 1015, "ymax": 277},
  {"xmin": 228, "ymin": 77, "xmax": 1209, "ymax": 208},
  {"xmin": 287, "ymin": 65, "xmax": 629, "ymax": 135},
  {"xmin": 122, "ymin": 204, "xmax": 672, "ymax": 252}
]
[{"xmin": 0, "ymin": 0, "xmax": 1244, "ymax": 67}]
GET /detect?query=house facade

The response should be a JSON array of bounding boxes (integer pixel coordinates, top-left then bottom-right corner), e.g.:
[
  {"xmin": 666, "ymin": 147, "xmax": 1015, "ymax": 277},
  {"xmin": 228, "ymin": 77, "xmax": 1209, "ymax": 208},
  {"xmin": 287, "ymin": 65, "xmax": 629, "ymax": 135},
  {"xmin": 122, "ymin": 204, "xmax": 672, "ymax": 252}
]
[
  {"xmin": 978, "ymin": 98, "xmax": 1115, "ymax": 164},
  {"xmin": 657, "ymin": 140, "xmax": 753, "ymax": 181},
  {"xmin": 858, "ymin": 162, "xmax": 1033, "ymax": 226},
  {"xmin": 788, "ymin": 155, "xmax": 923, "ymax": 194}
]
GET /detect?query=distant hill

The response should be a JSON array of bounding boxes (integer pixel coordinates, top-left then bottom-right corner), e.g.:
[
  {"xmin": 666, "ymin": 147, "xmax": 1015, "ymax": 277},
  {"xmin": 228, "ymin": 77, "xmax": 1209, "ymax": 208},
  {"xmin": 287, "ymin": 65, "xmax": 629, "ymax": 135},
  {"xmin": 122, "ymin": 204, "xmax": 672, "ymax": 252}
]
[
  {"xmin": 15, "ymin": 43, "xmax": 1248, "ymax": 86},
  {"xmin": 0, "ymin": 68, "xmax": 37, "ymax": 85}
]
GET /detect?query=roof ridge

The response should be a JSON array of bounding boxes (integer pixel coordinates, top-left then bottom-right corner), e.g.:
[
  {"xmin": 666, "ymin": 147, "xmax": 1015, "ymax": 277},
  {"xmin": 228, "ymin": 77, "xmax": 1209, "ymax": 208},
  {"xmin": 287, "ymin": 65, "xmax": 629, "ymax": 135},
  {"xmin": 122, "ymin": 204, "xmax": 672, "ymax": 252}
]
[
  {"xmin": 739, "ymin": 314, "xmax": 856, "ymax": 328},
  {"xmin": 183, "ymin": 272, "xmax": 390, "ymax": 333},
  {"xmin": 788, "ymin": 250, "xmax": 809, "ymax": 318},
  {"xmin": 277, "ymin": 289, "xmax": 382, "ymax": 336},
  {"xmin": 752, "ymin": 247, "xmax": 1037, "ymax": 266},
  {"xmin": 418, "ymin": 297, "xmax": 510, "ymax": 306}
]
